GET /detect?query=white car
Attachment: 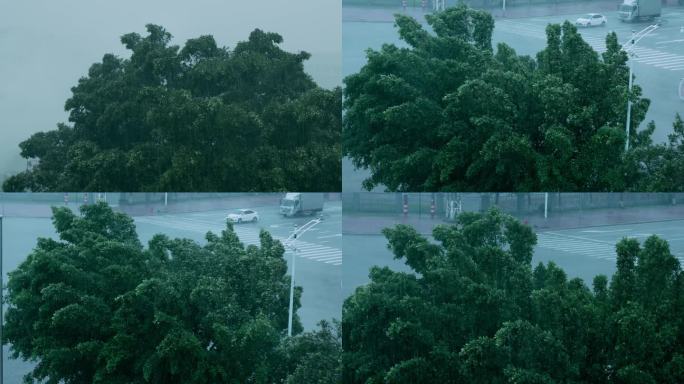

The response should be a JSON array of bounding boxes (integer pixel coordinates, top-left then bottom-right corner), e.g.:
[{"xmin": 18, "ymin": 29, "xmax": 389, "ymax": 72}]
[
  {"xmin": 576, "ymin": 13, "xmax": 607, "ymax": 27},
  {"xmin": 226, "ymin": 209, "xmax": 259, "ymax": 223}
]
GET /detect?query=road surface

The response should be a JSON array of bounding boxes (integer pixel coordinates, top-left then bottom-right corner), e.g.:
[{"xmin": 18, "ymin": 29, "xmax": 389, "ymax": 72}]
[
  {"xmin": 0, "ymin": 200, "xmax": 341, "ymax": 383},
  {"xmin": 343, "ymin": 217, "xmax": 684, "ymax": 298},
  {"xmin": 342, "ymin": 6, "xmax": 684, "ymax": 191}
]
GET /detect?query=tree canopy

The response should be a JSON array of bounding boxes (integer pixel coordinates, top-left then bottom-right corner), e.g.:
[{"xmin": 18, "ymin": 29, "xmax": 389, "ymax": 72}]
[
  {"xmin": 343, "ymin": 5, "xmax": 684, "ymax": 191},
  {"xmin": 3, "ymin": 24, "xmax": 341, "ymax": 192},
  {"xmin": 343, "ymin": 209, "xmax": 684, "ymax": 383},
  {"xmin": 4, "ymin": 202, "xmax": 341, "ymax": 383}
]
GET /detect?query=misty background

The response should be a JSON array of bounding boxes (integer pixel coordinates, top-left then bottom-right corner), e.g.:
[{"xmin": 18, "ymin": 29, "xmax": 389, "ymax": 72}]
[{"xmin": 0, "ymin": 0, "xmax": 341, "ymax": 179}]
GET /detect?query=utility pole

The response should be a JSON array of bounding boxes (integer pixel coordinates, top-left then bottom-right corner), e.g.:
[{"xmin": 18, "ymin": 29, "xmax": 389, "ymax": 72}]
[
  {"xmin": 625, "ymin": 31, "xmax": 635, "ymax": 151},
  {"xmin": 544, "ymin": 193, "xmax": 548, "ymax": 219},
  {"xmin": 283, "ymin": 218, "xmax": 322, "ymax": 337},
  {"xmin": 623, "ymin": 25, "xmax": 659, "ymax": 151}
]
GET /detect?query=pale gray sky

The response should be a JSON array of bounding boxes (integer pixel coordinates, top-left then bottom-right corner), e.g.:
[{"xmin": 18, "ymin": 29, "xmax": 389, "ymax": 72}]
[{"xmin": 0, "ymin": 0, "xmax": 341, "ymax": 178}]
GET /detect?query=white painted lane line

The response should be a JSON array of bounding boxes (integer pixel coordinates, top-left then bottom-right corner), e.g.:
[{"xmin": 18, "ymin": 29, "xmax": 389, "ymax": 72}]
[
  {"xmin": 315, "ymin": 258, "xmax": 343, "ymax": 264},
  {"xmin": 644, "ymin": 57, "xmax": 684, "ymax": 65},
  {"xmin": 297, "ymin": 251, "xmax": 342, "ymax": 258},
  {"xmin": 635, "ymin": 53, "xmax": 677, "ymax": 60},
  {"xmin": 295, "ymin": 249, "xmax": 340, "ymax": 257},
  {"xmin": 539, "ymin": 244, "xmax": 608, "ymax": 254},
  {"xmin": 538, "ymin": 243, "xmax": 614, "ymax": 253},
  {"xmin": 293, "ymin": 245, "xmax": 336, "ymax": 253},
  {"xmin": 659, "ymin": 62, "xmax": 684, "ymax": 69},
  {"xmin": 318, "ymin": 234, "xmax": 342, "ymax": 239},
  {"xmin": 309, "ymin": 255, "xmax": 343, "ymax": 261},
  {"xmin": 543, "ymin": 232, "xmax": 615, "ymax": 244},
  {"xmin": 657, "ymin": 39, "xmax": 684, "ymax": 45}
]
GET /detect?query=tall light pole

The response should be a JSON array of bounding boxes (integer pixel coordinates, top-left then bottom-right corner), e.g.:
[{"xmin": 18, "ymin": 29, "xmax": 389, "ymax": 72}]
[
  {"xmin": 623, "ymin": 25, "xmax": 659, "ymax": 151},
  {"xmin": 283, "ymin": 218, "xmax": 322, "ymax": 337}
]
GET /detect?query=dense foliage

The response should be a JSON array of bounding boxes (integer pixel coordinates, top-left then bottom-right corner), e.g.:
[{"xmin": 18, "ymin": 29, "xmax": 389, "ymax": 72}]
[
  {"xmin": 4, "ymin": 202, "xmax": 341, "ymax": 383},
  {"xmin": 3, "ymin": 25, "xmax": 341, "ymax": 192},
  {"xmin": 343, "ymin": 5, "xmax": 683, "ymax": 191},
  {"xmin": 343, "ymin": 209, "xmax": 684, "ymax": 383}
]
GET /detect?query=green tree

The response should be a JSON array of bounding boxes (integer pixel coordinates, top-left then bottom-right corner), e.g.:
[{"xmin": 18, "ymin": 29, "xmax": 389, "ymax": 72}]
[
  {"xmin": 3, "ymin": 25, "xmax": 341, "ymax": 192},
  {"xmin": 343, "ymin": 5, "xmax": 681, "ymax": 191},
  {"xmin": 4, "ymin": 202, "xmax": 340, "ymax": 383},
  {"xmin": 343, "ymin": 209, "xmax": 684, "ymax": 382}
]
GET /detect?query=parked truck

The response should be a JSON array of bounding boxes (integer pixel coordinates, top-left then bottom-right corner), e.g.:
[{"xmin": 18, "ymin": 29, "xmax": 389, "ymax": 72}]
[
  {"xmin": 618, "ymin": 0, "xmax": 661, "ymax": 22},
  {"xmin": 280, "ymin": 193, "xmax": 325, "ymax": 217}
]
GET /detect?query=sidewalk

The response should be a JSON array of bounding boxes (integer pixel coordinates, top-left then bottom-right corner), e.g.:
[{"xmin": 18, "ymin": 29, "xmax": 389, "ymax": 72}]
[{"xmin": 343, "ymin": 204, "xmax": 684, "ymax": 235}]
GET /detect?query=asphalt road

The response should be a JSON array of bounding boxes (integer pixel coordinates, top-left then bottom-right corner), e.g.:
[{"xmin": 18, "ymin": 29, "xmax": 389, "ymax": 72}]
[
  {"xmin": 342, "ymin": 7, "xmax": 684, "ymax": 191},
  {"xmin": 343, "ymin": 217, "xmax": 684, "ymax": 299},
  {"xmin": 493, "ymin": 9, "xmax": 684, "ymax": 139},
  {"xmin": 133, "ymin": 202, "xmax": 343, "ymax": 330},
  {"xmin": 534, "ymin": 219, "xmax": 684, "ymax": 285},
  {"xmin": 0, "ymin": 200, "xmax": 341, "ymax": 383}
]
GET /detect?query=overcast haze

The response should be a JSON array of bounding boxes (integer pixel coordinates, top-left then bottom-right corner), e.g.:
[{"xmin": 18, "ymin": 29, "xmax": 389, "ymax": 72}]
[{"xmin": 0, "ymin": 0, "xmax": 341, "ymax": 178}]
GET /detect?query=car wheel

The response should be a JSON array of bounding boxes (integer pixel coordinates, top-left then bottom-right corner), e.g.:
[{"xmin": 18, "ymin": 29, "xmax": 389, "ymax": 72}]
[
  {"xmin": 602, "ymin": 21, "xmax": 606, "ymax": 26},
  {"xmin": 237, "ymin": 218, "xmax": 242, "ymax": 224},
  {"xmin": 252, "ymin": 217, "xmax": 258, "ymax": 222}
]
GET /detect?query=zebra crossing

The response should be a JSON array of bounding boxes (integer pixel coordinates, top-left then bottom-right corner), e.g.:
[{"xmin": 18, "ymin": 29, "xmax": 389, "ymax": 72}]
[
  {"xmin": 496, "ymin": 20, "xmax": 684, "ymax": 71},
  {"xmin": 134, "ymin": 215, "xmax": 342, "ymax": 266},
  {"xmin": 537, "ymin": 232, "xmax": 684, "ymax": 263},
  {"xmin": 537, "ymin": 232, "xmax": 618, "ymax": 261}
]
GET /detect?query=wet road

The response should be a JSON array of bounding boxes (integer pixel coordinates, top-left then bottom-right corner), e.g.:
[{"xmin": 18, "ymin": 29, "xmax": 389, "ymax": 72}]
[
  {"xmin": 343, "ymin": 217, "xmax": 684, "ymax": 298},
  {"xmin": 342, "ymin": 6, "xmax": 684, "ymax": 191},
  {"xmin": 0, "ymin": 200, "xmax": 341, "ymax": 383}
]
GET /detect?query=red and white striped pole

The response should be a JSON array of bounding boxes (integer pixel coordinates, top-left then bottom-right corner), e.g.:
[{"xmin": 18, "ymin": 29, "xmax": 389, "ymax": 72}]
[
  {"xmin": 430, "ymin": 196, "xmax": 435, "ymax": 219},
  {"xmin": 64, "ymin": 193, "xmax": 69, "ymax": 206},
  {"xmin": 83, "ymin": 193, "xmax": 88, "ymax": 205}
]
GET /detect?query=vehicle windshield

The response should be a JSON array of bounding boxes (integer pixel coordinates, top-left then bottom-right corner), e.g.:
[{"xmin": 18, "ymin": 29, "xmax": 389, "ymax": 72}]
[
  {"xmin": 231, "ymin": 209, "xmax": 245, "ymax": 214},
  {"xmin": 282, "ymin": 200, "xmax": 295, "ymax": 207},
  {"xmin": 619, "ymin": 4, "xmax": 635, "ymax": 12}
]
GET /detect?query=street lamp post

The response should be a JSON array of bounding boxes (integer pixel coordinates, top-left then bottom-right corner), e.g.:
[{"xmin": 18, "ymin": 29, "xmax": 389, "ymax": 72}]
[
  {"xmin": 625, "ymin": 31, "xmax": 635, "ymax": 151},
  {"xmin": 283, "ymin": 218, "xmax": 322, "ymax": 337},
  {"xmin": 623, "ymin": 25, "xmax": 659, "ymax": 151},
  {"xmin": 287, "ymin": 235, "xmax": 296, "ymax": 337}
]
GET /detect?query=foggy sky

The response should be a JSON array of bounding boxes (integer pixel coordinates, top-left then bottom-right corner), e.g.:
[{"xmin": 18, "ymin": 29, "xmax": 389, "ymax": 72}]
[{"xmin": 0, "ymin": 0, "xmax": 341, "ymax": 178}]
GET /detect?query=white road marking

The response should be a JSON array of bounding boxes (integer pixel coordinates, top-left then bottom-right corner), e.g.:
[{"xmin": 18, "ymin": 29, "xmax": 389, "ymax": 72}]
[
  {"xmin": 318, "ymin": 234, "xmax": 343, "ymax": 239},
  {"xmin": 496, "ymin": 20, "xmax": 684, "ymax": 71},
  {"xmin": 136, "ymin": 215, "xmax": 342, "ymax": 267},
  {"xmin": 537, "ymin": 231, "xmax": 684, "ymax": 264},
  {"xmin": 656, "ymin": 39, "xmax": 684, "ymax": 45}
]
